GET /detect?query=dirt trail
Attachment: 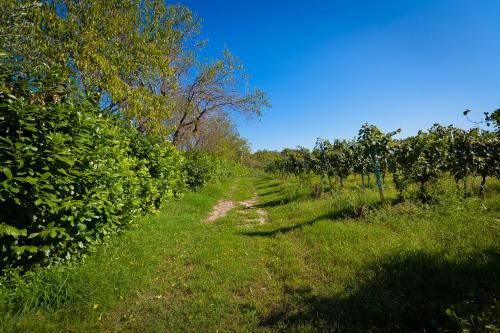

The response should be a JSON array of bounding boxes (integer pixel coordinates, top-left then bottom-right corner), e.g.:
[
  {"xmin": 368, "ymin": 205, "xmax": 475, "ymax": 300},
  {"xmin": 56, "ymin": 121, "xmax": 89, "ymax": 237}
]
[
  {"xmin": 204, "ymin": 192, "xmax": 268, "ymax": 225},
  {"xmin": 204, "ymin": 200, "xmax": 235, "ymax": 223},
  {"xmin": 238, "ymin": 193, "xmax": 268, "ymax": 226}
]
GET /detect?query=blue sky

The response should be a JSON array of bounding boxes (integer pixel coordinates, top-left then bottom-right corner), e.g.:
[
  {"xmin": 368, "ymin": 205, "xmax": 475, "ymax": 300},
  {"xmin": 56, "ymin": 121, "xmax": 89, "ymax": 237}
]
[{"xmin": 179, "ymin": 0, "xmax": 500, "ymax": 151}]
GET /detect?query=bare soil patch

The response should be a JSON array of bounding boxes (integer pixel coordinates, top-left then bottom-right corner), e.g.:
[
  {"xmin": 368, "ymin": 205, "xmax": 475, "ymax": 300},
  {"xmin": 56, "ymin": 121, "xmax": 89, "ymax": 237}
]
[
  {"xmin": 205, "ymin": 200, "xmax": 235, "ymax": 223},
  {"xmin": 205, "ymin": 193, "xmax": 268, "ymax": 225},
  {"xmin": 238, "ymin": 193, "xmax": 268, "ymax": 225}
]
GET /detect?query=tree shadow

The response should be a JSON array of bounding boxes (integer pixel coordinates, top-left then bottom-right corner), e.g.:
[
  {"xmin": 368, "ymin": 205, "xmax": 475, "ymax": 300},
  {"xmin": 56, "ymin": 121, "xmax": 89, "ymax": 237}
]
[
  {"xmin": 259, "ymin": 189, "xmax": 283, "ymax": 196},
  {"xmin": 260, "ymin": 249, "xmax": 500, "ymax": 332},
  {"xmin": 486, "ymin": 181, "xmax": 500, "ymax": 194},
  {"xmin": 256, "ymin": 183, "xmax": 280, "ymax": 190},
  {"xmin": 240, "ymin": 202, "xmax": 383, "ymax": 237},
  {"xmin": 254, "ymin": 194, "xmax": 309, "ymax": 209},
  {"xmin": 239, "ymin": 219, "xmax": 318, "ymax": 237},
  {"xmin": 254, "ymin": 178, "xmax": 273, "ymax": 184}
]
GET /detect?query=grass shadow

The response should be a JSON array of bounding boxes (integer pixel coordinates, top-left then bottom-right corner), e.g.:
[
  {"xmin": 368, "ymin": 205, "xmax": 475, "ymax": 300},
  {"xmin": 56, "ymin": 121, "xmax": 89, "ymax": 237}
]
[
  {"xmin": 256, "ymin": 183, "xmax": 280, "ymax": 190},
  {"xmin": 239, "ymin": 219, "xmax": 318, "ymax": 237},
  {"xmin": 240, "ymin": 202, "xmax": 383, "ymax": 237},
  {"xmin": 260, "ymin": 249, "xmax": 500, "ymax": 332},
  {"xmin": 254, "ymin": 195, "xmax": 304, "ymax": 209},
  {"xmin": 254, "ymin": 178, "xmax": 273, "ymax": 184},
  {"xmin": 258, "ymin": 189, "xmax": 283, "ymax": 196}
]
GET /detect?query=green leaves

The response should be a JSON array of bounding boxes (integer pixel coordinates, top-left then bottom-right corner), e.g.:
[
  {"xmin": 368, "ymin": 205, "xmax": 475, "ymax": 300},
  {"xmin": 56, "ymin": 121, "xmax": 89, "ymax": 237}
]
[
  {"xmin": 267, "ymin": 122, "xmax": 499, "ymax": 203},
  {"xmin": 182, "ymin": 150, "xmax": 234, "ymax": 191},
  {"xmin": 11, "ymin": 245, "xmax": 38, "ymax": 256},
  {"xmin": 1, "ymin": 0, "xmax": 201, "ymax": 133},
  {"xmin": 2, "ymin": 167, "xmax": 12, "ymax": 179},
  {"xmin": 0, "ymin": 224, "xmax": 27, "ymax": 237},
  {"xmin": 0, "ymin": 67, "xmax": 185, "ymax": 271}
]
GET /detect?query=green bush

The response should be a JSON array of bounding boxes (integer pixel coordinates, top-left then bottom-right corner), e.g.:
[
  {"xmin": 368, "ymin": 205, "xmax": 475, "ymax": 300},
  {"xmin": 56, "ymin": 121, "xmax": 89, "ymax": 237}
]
[
  {"xmin": 128, "ymin": 131, "xmax": 184, "ymax": 214},
  {"xmin": 0, "ymin": 69, "xmax": 183, "ymax": 271},
  {"xmin": 182, "ymin": 150, "xmax": 234, "ymax": 190}
]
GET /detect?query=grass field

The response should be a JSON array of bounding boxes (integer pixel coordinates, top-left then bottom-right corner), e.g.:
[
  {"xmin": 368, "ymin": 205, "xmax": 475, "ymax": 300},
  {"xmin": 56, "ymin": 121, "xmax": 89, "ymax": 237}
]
[{"xmin": 1, "ymin": 174, "xmax": 499, "ymax": 332}]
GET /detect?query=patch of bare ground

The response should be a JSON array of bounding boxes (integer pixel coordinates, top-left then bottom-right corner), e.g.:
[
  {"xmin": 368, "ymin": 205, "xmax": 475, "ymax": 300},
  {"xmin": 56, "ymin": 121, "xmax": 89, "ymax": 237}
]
[
  {"xmin": 239, "ymin": 197, "xmax": 258, "ymax": 208},
  {"xmin": 204, "ymin": 192, "xmax": 269, "ymax": 225},
  {"xmin": 204, "ymin": 200, "xmax": 235, "ymax": 223},
  {"xmin": 238, "ymin": 193, "xmax": 268, "ymax": 226}
]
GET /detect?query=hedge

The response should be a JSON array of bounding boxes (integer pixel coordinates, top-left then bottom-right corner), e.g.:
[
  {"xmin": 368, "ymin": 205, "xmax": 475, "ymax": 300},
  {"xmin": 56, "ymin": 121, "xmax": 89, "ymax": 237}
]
[{"xmin": 0, "ymin": 69, "xmax": 184, "ymax": 270}]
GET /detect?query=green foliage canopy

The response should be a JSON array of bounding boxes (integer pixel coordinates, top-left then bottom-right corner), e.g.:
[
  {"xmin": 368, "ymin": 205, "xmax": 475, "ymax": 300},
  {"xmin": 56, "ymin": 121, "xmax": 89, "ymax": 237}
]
[{"xmin": 1, "ymin": 0, "xmax": 199, "ymax": 132}]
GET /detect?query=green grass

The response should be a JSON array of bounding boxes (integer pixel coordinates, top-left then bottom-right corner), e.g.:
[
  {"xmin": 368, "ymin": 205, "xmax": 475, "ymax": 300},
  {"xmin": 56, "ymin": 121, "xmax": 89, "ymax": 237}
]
[{"xmin": 1, "ymin": 174, "xmax": 499, "ymax": 332}]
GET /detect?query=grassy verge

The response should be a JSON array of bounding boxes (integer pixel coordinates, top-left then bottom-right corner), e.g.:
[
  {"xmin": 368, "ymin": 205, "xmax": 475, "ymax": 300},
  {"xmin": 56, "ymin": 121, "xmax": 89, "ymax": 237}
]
[
  {"xmin": 0, "ymin": 178, "xmax": 234, "ymax": 332},
  {"xmin": 1, "ymin": 174, "xmax": 499, "ymax": 332},
  {"xmin": 247, "ymin": 176, "xmax": 500, "ymax": 332}
]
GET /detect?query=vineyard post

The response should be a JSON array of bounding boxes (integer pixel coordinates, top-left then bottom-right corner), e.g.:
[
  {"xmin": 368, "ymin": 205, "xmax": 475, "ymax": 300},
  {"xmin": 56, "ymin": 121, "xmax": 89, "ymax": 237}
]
[{"xmin": 371, "ymin": 149, "xmax": 386, "ymax": 203}]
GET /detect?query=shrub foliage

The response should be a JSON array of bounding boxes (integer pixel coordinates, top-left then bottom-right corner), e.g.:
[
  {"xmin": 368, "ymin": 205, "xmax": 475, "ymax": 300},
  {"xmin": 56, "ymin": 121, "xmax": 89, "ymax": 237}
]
[
  {"xmin": 0, "ymin": 69, "xmax": 189, "ymax": 271},
  {"xmin": 183, "ymin": 150, "xmax": 235, "ymax": 190}
]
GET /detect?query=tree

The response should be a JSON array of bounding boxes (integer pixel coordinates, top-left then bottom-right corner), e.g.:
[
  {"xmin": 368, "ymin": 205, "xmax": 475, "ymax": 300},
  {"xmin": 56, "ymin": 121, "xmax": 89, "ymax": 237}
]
[
  {"xmin": 474, "ymin": 131, "xmax": 500, "ymax": 196},
  {"xmin": 2, "ymin": 1, "xmax": 269, "ymax": 142},
  {"xmin": 0, "ymin": 1, "xmax": 44, "ymax": 70},
  {"xmin": 312, "ymin": 139, "xmax": 353, "ymax": 189},
  {"xmin": 350, "ymin": 139, "xmax": 371, "ymax": 188},
  {"xmin": 1, "ymin": 0, "xmax": 199, "ymax": 133},
  {"xmin": 331, "ymin": 140, "xmax": 353, "ymax": 188},
  {"xmin": 183, "ymin": 111, "xmax": 251, "ymax": 163},
  {"xmin": 448, "ymin": 128, "xmax": 475, "ymax": 197},
  {"xmin": 313, "ymin": 139, "xmax": 335, "ymax": 190},
  {"xmin": 392, "ymin": 125, "xmax": 451, "ymax": 201},
  {"xmin": 279, "ymin": 148, "xmax": 312, "ymax": 178},
  {"xmin": 169, "ymin": 50, "xmax": 269, "ymax": 146},
  {"xmin": 358, "ymin": 124, "xmax": 400, "ymax": 202},
  {"xmin": 247, "ymin": 150, "xmax": 281, "ymax": 169}
]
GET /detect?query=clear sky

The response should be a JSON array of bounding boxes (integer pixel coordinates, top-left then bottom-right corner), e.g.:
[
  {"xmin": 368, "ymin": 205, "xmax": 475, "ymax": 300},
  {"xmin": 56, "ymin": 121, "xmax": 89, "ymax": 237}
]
[{"xmin": 179, "ymin": 0, "xmax": 500, "ymax": 151}]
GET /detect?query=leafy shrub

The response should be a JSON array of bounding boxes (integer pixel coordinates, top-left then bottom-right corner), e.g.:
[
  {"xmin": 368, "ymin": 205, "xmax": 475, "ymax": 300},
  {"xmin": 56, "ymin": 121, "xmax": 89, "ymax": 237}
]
[
  {"xmin": 127, "ymin": 131, "xmax": 184, "ymax": 214},
  {"xmin": 182, "ymin": 150, "xmax": 233, "ymax": 190},
  {"xmin": 0, "ymin": 68, "xmax": 183, "ymax": 270}
]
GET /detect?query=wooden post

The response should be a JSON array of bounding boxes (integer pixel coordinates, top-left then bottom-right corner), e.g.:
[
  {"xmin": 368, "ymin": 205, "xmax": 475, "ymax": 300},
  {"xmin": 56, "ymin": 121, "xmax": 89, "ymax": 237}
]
[{"xmin": 371, "ymin": 152, "xmax": 385, "ymax": 203}]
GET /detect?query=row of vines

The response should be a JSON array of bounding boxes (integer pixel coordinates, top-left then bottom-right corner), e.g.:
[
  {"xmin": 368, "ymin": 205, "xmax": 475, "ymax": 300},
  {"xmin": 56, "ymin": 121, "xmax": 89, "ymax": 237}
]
[{"xmin": 266, "ymin": 122, "xmax": 500, "ymax": 202}]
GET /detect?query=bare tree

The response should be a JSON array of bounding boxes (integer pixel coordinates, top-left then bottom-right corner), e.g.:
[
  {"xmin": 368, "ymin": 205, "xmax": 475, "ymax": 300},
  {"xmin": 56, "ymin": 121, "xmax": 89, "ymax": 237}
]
[{"xmin": 168, "ymin": 50, "xmax": 269, "ymax": 146}]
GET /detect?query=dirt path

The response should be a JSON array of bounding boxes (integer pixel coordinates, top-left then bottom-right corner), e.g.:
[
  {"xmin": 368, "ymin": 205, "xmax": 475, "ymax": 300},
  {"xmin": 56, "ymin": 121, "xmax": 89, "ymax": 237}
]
[
  {"xmin": 238, "ymin": 193, "xmax": 268, "ymax": 226},
  {"xmin": 205, "ymin": 200, "xmax": 235, "ymax": 223},
  {"xmin": 204, "ymin": 192, "xmax": 268, "ymax": 225}
]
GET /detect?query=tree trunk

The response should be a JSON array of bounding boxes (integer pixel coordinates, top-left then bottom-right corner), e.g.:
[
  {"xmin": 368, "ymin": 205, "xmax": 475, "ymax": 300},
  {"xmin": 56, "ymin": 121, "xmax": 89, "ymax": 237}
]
[
  {"xmin": 419, "ymin": 180, "xmax": 428, "ymax": 203},
  {"xmin": 463, "ymin": 177, "xmax": 468, "ymax": 198},
  {"xmin": 479, "ymin": 175, "xmax": 487, "ymax": 197},
  {"xmin": 172, "ymin": 110, "xmax": 189, "ymax": 145},
  {"xmin": 327, "ymin": 174, "xmax": 333, "ymax": 192},
  {"xmin": 372, "ymin": 157, "xmax": 385, "ymax": 203}
]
